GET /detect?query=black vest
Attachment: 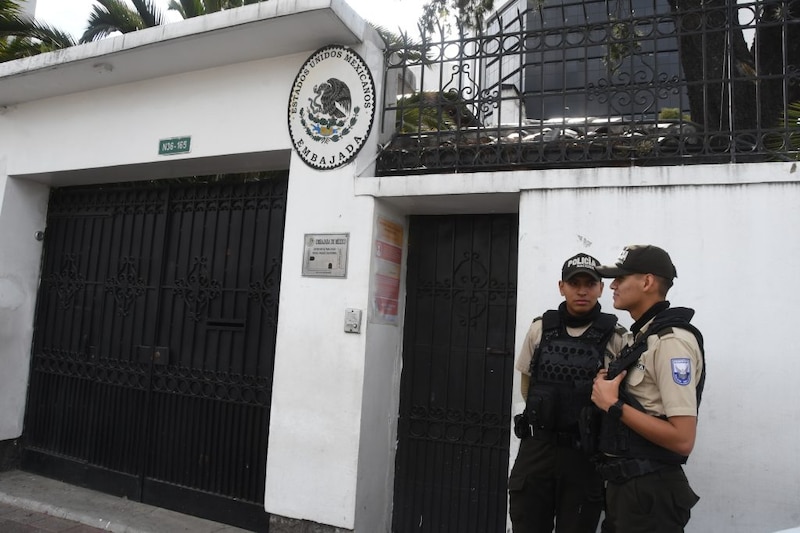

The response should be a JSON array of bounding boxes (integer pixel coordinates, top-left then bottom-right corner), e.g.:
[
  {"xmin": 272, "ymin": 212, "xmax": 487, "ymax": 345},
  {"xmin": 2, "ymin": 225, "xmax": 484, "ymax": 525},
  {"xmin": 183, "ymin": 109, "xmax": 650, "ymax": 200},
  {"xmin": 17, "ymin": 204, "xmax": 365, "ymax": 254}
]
[
  {"xmin": 598, "ymin": 307, "xmax": 706, "ymax": 464},
  {"xmin": 527, "ymin": 311, "xmax": 618, "ymax": 435}
]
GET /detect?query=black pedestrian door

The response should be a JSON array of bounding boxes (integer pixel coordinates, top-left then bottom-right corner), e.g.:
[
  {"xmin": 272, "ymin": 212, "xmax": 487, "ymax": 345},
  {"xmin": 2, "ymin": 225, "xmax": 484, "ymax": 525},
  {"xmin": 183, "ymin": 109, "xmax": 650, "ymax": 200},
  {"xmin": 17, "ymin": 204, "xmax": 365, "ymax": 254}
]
[
  {"xmin": 393, "ymin": 214, "xmax": 518, "ymax": 533},
  {"xmin": 22, "ymin": 176, "xmax": 287, "ymax": 531}
]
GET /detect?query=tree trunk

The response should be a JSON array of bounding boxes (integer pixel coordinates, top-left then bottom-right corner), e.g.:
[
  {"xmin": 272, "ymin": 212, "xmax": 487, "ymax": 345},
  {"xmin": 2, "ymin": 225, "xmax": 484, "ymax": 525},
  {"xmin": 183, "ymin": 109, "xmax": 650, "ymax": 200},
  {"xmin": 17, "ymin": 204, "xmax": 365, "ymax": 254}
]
[
  {"xmin": 668, "ymin": 0, "xmax": 758, "ymax": 135},
  {"xmin": 756, "ymin": 0, "xmax": 800, "ymax": 129}
]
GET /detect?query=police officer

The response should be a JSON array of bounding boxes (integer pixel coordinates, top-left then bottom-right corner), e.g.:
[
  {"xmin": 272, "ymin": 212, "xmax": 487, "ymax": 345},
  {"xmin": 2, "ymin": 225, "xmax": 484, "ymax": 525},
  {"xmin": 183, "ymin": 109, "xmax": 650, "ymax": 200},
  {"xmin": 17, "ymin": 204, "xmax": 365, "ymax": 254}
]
[
  {"xmin": 509, "ymin": 253, "xmax": 626, "ymax": 533},
  {"xmin": 591, "ymin": 244, "xmax": 705, "ymax": 533}
]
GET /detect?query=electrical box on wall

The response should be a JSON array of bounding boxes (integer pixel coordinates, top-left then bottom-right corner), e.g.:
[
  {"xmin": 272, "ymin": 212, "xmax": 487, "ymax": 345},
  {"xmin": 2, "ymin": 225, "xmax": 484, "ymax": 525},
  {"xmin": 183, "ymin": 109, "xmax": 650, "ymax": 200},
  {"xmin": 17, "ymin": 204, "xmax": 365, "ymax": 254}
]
[{"xmin": 344, "ymin": 308, "xmax": 362, "ymax": 333}]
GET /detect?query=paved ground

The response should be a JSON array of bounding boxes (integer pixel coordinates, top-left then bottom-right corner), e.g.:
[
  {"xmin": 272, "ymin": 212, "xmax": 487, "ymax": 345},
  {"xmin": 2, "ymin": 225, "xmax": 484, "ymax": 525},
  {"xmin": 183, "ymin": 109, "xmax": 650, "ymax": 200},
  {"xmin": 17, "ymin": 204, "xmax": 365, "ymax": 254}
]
[
  {"xmin": 0, "ymin": 501, "xmax": 106, "ymax": 532},
  {"xmin": 0, "ymin": 470, "xmax": 252, "ymax": 533}
]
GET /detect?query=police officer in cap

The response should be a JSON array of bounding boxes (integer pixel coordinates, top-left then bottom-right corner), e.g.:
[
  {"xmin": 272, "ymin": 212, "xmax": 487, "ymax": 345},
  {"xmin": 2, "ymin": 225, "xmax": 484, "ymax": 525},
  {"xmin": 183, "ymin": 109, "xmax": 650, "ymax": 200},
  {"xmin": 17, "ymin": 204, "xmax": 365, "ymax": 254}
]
[
  {"xmin": 591, "ymin": 244, "xmax": 705, "ymax": 533},
  {"xmin": 509, "ymin": 253, "xmax": 626, "ymax": 533}
]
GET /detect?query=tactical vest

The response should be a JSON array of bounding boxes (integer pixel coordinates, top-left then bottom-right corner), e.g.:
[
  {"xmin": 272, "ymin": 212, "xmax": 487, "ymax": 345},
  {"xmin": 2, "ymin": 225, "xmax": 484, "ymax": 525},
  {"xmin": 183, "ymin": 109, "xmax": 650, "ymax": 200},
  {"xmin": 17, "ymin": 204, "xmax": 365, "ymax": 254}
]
[
  {"xmin": 598, "ymin": 307, "xmax": 706, "ymax": 464},
  {"xmin": 527, "ymin": 311, "xmax": 618, "ymax": 436}
]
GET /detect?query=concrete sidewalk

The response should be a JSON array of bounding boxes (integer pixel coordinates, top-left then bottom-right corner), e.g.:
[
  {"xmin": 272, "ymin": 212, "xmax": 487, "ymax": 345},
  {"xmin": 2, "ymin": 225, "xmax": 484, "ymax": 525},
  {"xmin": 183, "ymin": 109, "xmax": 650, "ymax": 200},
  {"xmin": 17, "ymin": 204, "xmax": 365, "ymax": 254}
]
[
  {"xmin": 0, "ymin": 470, "xmax": 253, "ymax": 533},
  {"xmin": 0, "ymin": 500, "xmax": 106, "ymax": 532}
]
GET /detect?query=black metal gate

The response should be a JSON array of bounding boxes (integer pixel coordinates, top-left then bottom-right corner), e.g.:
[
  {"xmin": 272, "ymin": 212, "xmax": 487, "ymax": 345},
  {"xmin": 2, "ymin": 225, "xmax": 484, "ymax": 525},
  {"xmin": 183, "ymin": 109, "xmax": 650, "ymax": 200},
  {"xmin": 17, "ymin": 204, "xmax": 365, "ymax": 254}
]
[
  {"xmin": 22, "ymin": 176, "xmax": 287, "ymax": 531},
  {"xmin": 392, "ymin": 214, "xmax": 518, "ymax": 533}
]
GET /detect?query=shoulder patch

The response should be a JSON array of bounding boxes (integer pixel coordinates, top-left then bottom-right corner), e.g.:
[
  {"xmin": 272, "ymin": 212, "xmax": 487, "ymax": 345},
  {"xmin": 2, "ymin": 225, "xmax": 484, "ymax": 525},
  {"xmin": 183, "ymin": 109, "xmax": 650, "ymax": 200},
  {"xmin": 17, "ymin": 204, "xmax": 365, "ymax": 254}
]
[
  {"xmin": 671, "ymin": 357, "xmax": 692, "ymax": 385},
  {"xmin": 657, "ymin": 327, "xmax": 675, "ymax": 338}
]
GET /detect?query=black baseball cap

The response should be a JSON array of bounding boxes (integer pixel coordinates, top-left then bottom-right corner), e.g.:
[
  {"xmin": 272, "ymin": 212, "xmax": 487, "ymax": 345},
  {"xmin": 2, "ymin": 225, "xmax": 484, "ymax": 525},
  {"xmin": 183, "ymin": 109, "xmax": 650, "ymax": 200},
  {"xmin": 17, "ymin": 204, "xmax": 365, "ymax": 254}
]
[
  {"xmin": 561, "ymin": 253, "xmax": 601, "ymax": 281},
  {"xmin": 596, "ymin": 245, "xmax": 677, "ymax": 279}
]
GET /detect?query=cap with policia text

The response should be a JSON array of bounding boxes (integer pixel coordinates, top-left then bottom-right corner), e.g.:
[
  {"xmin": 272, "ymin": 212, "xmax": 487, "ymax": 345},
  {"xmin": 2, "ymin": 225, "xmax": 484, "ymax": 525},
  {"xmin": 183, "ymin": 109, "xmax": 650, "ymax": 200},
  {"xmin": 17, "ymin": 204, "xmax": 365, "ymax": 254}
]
[
  {"xmin": 561, "ymin": 253, "xmax": 601, "ymax": 281},
  {"xmin": 596, "ymin": 245, "xmax": 678, "ymax": 279}
]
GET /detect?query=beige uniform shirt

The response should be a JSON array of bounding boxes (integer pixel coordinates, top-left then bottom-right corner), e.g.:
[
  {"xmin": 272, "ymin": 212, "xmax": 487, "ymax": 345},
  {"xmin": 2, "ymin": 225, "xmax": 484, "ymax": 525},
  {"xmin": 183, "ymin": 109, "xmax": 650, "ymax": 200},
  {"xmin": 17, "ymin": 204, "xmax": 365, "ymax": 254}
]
[
  {"xmin": 619, "ymin": 317, "xmax": 703, "ymax": 418},
  {"xmin": 515, "ymin": 315, "xmax": 627, "ymax": 399}
]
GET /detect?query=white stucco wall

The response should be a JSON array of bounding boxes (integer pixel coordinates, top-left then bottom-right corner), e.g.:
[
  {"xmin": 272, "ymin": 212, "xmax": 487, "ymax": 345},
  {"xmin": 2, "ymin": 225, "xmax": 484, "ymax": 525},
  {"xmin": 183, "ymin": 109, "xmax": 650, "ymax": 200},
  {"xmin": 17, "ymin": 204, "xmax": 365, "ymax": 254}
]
[
  {"xmin": 258, "ymin": 34, "xmax": 402, "ymax": 532},
  {"xmin": 354, "ymin": 202, "xmax": 407, "ymax": 533},
  {"xmin": 2, "ymin": 55, "xmax": 298, "ymax": 178},
  {"xmin": 263, "ymin": 152, "xmax": 376, "ymax": 528},
  {"xmin": 0, "ymin": 174, "xmax": 48, "ymax": 441}
]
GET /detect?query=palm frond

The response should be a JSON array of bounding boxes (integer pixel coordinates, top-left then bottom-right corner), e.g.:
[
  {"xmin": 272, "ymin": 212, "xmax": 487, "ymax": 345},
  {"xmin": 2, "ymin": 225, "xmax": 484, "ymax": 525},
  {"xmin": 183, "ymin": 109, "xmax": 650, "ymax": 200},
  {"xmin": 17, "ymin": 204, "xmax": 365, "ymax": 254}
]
[
  {"xmin": 167, "ymin": 0, "xmax": 204, "ymax": 18},
  {"xmin": 0, "ymin": 13, "xmax": 28, "ymax": 38},
  {"xmin": 765, "ymin": 101, "xmax": 800, "ymax": 158},
  {"xmin": 24, "ymin": 22, "xmax": 76, "ymax": 49},
  {"xmin": 0, "ymin": 0, "xmax": 23, "ymax": 19},
  {"xmin": 131, "ymin": 0, "xmax": 165, "ymax": 27},
  {"xmin": 0, "ymin": 35, "xmax": 39, "ymax": 62},
  {"xmin": 0, "ymin": 3, "xmax": 75, "ymax": 62},
  {"xmin": 374, "ymin": 25, "xmax": 433, "ymax": 67},
  {"xmin": 81, "ymin": 0, "xmax": 158, "ymax": 42}
]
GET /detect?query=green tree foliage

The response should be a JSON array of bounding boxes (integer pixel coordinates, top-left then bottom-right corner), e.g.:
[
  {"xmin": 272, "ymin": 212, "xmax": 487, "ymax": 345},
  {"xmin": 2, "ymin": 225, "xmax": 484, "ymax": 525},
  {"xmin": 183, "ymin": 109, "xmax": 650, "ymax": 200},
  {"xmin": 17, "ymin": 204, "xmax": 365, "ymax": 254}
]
[
  {"xmin": 81, "ymin": 0, "xmax": 166, "ymax": 42},
  {"xmin": 765, "ymin": 101, "xmax": 800, "ymax": 159},
  {"xmin": 373, "ymin": 24, "xmax": 432, "ymax": 66},
  {"xmin": 418, "ymin": 0, "xmax": 494, "ymax": 33},
  {"xmin": 396, "ymin": 90, "xmax": 481, "ymax": 132},
  {"xmin": 166, "ymin": 0, "xmax": 261, "ymax": 20},
  {"xmin": 1, "ymin": 0, "xmax": 76, "ymax": 62}
]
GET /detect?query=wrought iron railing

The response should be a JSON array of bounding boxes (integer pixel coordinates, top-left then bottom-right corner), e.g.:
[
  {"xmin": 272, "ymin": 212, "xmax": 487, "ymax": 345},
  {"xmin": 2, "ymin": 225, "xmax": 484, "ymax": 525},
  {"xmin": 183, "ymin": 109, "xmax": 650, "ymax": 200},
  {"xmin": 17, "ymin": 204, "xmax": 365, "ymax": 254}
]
[{"xmin": 377, "ymin": 0, "xmax": 800, "ymax": 175}]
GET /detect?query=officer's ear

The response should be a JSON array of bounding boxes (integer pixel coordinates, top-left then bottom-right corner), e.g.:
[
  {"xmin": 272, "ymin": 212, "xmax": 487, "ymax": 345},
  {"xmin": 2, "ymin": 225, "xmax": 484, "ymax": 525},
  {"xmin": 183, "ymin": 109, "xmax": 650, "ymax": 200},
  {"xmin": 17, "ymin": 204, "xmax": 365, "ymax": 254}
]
[
  {"xmin": 558, "ymin": 279, "xmax": 566, "ymax": 296},
  {"xmin": 641, "ymin": 273, "xmax": 659, "ymax": 294}
]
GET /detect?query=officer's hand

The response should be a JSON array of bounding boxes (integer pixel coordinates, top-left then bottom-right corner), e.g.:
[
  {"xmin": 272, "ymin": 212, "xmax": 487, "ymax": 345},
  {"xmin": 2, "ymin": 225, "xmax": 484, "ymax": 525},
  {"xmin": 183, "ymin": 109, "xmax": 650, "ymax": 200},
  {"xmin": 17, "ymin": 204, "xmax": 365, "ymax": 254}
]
[{"xmin": 591, "ymin": 370, "xmax": 626, "ymax": 412}]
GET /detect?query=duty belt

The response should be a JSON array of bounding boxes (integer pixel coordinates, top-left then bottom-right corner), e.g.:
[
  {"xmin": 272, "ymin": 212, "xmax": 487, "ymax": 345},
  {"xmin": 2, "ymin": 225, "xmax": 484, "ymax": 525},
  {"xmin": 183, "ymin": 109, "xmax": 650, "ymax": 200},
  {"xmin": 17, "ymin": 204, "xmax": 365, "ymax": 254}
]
[
  {"xmin": 595, "ymin": 457, "xmax": 672, "ymax": 483},
  {"xmin": 531, "ymin": 428, "xmax": 580, "ymax": 449}
]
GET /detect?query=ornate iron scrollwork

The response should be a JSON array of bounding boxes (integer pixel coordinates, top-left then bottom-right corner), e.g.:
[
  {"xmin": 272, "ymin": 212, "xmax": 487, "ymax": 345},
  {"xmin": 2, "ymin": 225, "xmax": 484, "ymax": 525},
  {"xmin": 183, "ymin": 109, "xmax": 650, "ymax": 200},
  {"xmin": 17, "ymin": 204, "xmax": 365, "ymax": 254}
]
[
  {"xmin": 248, "ymin": 258, "xmax": 280, "ymax": 326},
  {"xmin": 51, "ymin": 254, "xmax": 85, "ymax": 311},
  {"xmin": 105, "ymin": 257, "xmax": 146, "ymax": 317},
  {"xmin": 175, "ymin": 256, "xmax": 221, "ymax": 322}
]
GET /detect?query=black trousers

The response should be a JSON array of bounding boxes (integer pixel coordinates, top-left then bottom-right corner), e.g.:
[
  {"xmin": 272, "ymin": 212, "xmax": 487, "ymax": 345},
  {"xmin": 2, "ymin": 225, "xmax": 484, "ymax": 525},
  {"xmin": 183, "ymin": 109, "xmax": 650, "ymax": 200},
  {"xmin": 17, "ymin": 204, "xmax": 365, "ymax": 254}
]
[
  {"xmin": 602, "ymin": 466, "xmax": 699, "ymax": 533},
  {"xmin": 508, "ymin": 438, "xmax": 604, "ymax": 533}
]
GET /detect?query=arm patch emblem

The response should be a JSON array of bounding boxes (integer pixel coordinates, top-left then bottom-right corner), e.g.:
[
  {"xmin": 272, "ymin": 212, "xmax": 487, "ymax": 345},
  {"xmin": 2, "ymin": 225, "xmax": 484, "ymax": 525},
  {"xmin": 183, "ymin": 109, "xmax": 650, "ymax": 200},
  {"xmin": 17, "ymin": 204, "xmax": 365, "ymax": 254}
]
[{"xmin": 671, "ymin": 358, "xmax": 692, "ymax": 386}]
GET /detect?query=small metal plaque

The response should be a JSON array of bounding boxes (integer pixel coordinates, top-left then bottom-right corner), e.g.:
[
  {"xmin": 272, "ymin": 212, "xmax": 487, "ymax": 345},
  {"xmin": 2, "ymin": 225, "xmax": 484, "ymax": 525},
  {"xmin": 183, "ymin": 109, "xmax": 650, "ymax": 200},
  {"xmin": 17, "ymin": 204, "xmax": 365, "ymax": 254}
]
[
  {"xmin": 302, "ymin": 233, "xmax": 348, "ymax": 278},
  {"xmin": 159, "ymin": 136, "xmax": 191, "ymax": 156}
]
